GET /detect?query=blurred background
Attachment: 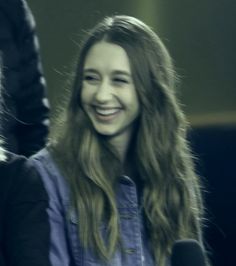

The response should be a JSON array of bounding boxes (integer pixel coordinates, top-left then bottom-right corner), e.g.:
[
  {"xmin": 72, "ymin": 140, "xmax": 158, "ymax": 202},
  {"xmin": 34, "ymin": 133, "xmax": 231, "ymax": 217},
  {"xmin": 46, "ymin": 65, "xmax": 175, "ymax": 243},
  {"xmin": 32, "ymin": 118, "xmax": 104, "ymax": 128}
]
[
  {"xmin": 27, "ymin": 1, "xmax": 236, "ymax": 265},
  {"xmin": 27, "ymin": 0, "xmax": 236, "ymax": 125}
]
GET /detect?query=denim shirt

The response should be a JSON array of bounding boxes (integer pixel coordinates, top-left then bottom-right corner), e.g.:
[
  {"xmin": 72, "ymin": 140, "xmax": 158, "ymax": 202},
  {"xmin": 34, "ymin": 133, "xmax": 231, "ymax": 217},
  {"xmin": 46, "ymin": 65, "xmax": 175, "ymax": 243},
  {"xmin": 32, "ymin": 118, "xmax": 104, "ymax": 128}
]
[{"xmin": 29, "ymin": 149, "xmax": 156, "ymax": 266}]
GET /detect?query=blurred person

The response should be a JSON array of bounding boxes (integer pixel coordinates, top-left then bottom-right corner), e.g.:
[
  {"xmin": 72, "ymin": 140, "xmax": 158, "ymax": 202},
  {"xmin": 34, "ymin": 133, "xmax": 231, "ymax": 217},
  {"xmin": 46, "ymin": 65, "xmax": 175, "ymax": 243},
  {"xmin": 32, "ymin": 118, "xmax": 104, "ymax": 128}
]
[
  {"xmin": 0, "ymin": 141, "xmax": 51, "ymax": 266},
  {"xmin": 0, "ymin": 56, "xmax": 51, "ymax": 266},
  {"xmin": 29, "ymin": 15, "xmax": 209, "ymax": 266},
  {"xmin": 0, "ymin": 0, "xmax": 50, "ymax": 157}
]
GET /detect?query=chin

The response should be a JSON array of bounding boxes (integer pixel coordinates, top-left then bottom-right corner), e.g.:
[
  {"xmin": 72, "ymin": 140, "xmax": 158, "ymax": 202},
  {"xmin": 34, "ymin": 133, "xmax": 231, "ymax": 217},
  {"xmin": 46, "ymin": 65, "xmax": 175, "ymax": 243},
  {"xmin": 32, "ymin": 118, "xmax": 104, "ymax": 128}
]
[{"xmin": 97, "ymin": 130, "xmax": 117, "ymax": 137}]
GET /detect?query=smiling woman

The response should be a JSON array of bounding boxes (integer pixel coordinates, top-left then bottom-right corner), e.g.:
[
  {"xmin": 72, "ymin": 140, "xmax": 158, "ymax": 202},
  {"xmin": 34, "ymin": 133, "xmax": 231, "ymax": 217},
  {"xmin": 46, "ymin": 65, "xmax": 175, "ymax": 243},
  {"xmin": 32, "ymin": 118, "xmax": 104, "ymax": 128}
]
[
  {"xmin": 28, "ymin": 15, "xmax": 209, "ymax": 266},
  {"xmin": 81, "ymin": 41, "xmax": 140, "ymax": 158}
]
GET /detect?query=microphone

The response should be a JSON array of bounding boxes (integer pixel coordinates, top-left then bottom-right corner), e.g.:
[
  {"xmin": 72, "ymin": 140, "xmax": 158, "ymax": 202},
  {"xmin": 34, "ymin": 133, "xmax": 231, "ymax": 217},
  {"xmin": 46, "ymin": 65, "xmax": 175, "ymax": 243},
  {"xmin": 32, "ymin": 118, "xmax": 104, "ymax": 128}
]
[{"xmin": 171, "ymin": 239, "xmax": 206, "ymax": 266}]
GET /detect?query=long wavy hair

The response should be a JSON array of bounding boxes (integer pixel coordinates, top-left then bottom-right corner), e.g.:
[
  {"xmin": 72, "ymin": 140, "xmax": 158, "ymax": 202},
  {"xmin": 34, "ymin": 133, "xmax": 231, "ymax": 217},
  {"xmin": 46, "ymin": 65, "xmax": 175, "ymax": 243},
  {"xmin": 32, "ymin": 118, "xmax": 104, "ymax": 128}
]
[{"xmin": 50, "ymin": 15, "xmax": 205, "ymax": 266}]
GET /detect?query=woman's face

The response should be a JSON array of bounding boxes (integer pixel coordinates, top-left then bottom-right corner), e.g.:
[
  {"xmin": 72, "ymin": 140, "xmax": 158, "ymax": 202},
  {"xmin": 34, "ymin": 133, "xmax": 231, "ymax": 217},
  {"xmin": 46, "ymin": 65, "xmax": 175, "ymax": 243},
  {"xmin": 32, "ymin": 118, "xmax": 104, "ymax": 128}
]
[{"xmin": 81, "ymin": 41, "xmax": 140, "ymax": 148}]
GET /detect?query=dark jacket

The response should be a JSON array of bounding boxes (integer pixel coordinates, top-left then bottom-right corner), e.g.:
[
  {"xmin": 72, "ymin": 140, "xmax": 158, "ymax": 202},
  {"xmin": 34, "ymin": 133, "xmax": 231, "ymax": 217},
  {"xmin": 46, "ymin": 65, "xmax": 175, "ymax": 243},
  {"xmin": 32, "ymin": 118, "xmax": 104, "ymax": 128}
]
[
  {"xmin": 0, "ymin": 0, "xmax": 50, "ymax": 157},
  {"xmin": 0, "ymin": 151, "xmax": 51, "ymax": 266}
]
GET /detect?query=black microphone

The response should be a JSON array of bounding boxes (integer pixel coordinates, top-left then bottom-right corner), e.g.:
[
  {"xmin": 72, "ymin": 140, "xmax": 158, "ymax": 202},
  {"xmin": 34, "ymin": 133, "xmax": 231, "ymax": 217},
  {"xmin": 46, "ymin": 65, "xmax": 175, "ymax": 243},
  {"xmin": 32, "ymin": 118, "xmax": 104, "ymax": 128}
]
[{"xmin": 171, "ymin": 239, "xmax": 206, "ymax": 266}]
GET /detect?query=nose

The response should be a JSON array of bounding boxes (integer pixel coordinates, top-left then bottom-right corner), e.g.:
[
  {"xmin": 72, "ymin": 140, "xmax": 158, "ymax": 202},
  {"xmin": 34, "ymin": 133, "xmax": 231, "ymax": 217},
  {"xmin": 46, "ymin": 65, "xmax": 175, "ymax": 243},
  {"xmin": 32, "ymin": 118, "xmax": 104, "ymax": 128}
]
[{"xmin": 94, "ymin": 80, "xmax": 112, "ymax": 103}]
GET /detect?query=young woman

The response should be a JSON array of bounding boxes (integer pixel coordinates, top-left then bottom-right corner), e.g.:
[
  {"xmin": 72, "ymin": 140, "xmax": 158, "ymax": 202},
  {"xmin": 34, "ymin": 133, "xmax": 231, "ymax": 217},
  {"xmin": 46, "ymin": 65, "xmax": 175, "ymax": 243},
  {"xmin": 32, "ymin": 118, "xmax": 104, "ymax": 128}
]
[{"xmin": 29, "ymin": 15, "xmax": 207, "ymax": 266}]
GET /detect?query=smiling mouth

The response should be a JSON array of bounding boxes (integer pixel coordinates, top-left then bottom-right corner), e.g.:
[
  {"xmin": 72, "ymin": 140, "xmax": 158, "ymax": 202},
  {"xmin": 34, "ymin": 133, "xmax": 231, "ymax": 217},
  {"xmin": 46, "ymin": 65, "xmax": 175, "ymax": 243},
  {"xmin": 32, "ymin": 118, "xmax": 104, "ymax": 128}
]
[
  {"xmin": 93, "ymin": 106, "xmax": 121, "ymax": 120},
  {"xmin": 95, "ymin": 107, "xmax": 120, "ymax": 115}
]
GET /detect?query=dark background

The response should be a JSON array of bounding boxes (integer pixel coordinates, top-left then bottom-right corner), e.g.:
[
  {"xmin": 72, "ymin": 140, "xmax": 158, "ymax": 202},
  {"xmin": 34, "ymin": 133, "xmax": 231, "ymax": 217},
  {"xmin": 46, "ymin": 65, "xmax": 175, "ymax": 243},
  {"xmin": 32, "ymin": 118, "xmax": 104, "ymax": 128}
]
[{"xmin": 27, "ymin": 1, "xmax": 236, "ymax": 265}]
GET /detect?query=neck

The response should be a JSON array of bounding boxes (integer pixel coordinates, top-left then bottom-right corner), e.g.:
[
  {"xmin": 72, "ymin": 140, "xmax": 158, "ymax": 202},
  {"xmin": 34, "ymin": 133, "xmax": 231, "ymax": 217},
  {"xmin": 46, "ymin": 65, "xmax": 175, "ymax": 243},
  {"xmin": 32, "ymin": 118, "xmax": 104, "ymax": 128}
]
[{"xmin": 108, "ymin": 132, "xmax": 131, "ymax": 163}]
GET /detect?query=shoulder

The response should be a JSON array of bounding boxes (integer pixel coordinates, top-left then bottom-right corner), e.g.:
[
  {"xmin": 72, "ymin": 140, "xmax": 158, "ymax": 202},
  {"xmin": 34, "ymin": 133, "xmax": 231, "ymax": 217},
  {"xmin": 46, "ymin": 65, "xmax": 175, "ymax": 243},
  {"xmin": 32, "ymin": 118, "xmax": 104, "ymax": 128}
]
[
  {"xmin": 0, "ymin": 152, "xmax": 26, "ymax": 177},
  {"xmin": 29, "ymin": 148, "xmax": 60, "ymax": 177},
  {"xmin": 0, "ymin": 151, "xmax": 48, "ymax": 202},
  {"xmin": 29, "ymin": 148, "xmax": 70, "ymax": 201},
  {"xmin": 0, "ymin": 152, "xmax": 26, "ymax": 194}
]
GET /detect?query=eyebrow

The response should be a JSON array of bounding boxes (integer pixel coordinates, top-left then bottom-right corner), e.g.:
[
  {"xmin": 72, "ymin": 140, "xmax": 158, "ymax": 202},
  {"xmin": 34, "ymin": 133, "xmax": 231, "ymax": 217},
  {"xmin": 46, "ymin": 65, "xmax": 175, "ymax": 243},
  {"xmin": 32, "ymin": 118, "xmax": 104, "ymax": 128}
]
[
  {"xmin": 83, "ymin": 69, "xmax": 97, "ymax": 74},
  {"xmin": 83, "ymin": 68, "xmax": 131, "ymax": 77},
  {"xmin": 112, "ymin": 70, "xmax": 131, "ymax": 77}
]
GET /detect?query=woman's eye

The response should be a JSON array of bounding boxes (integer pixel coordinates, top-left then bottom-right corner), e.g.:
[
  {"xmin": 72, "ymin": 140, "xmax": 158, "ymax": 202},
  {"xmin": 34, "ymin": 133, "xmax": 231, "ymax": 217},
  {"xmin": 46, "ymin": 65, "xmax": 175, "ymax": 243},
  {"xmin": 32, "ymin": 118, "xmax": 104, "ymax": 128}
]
[
  {"xmin": 113, "ymin": 78, "xmax": 129, "ymax": 84},
  {"xmin": 83, "ymin": 75, "xmax": 99, "ymax": 83}
]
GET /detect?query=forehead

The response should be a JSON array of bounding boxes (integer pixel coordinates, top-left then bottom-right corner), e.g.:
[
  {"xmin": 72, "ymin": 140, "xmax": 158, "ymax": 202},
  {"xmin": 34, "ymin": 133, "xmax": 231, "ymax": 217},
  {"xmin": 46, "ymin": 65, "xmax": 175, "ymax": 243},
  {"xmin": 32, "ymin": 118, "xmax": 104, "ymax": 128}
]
[{"xmin": 84, "ymin": 41, "xmax": 131, "ymax": 73}]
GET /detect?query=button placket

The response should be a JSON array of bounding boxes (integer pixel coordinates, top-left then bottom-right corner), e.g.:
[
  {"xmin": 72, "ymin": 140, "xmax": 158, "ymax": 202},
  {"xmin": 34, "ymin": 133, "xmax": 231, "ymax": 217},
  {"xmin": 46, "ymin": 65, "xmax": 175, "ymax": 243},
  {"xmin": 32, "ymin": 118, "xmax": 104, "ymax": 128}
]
[{"xmin": 118, "ymin": 178, "xmax": 143, "ymax": 266}]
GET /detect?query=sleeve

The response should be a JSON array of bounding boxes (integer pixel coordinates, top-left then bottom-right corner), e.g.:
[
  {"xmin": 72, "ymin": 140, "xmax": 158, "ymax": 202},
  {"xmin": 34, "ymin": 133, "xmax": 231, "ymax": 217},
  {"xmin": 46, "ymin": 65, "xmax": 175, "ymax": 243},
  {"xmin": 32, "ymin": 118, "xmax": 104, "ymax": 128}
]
[
  {"xmin": 5, "ymin": 158, "xmax": 51, "ymax": 266},
  {"xmin": 14, "ymin": 0, "xmax": 50, "ymax": 156},
  {"xmin": 45, "ymin": 192, "xmax": 72, "ymax": 266},
  {"xmin": 29, "ymin": 155, "xmax": 73, "ymax": 266}
]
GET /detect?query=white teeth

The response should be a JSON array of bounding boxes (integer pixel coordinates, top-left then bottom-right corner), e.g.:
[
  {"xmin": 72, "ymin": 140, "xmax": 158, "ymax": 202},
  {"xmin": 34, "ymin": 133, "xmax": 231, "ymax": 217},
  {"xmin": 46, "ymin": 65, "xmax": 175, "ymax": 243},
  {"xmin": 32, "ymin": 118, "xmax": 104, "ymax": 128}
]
[{"xmin": 95, "ymin": 108, "xmax": 119, "ymax": 116}]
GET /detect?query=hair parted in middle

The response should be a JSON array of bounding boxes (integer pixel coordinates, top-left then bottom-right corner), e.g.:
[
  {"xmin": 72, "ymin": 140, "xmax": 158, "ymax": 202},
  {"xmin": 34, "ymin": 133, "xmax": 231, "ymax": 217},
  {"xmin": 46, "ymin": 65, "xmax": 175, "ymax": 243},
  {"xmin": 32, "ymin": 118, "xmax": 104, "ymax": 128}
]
[{"xmin": 50, "ymin": 15, "xmax": 204, "ymax": 266}]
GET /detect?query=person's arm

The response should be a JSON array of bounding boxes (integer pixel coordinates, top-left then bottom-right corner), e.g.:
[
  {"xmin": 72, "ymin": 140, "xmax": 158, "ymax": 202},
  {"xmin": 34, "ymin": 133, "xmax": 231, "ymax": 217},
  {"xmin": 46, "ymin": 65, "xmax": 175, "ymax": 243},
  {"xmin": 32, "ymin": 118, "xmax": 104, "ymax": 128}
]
[
  {"xmin": 5, "ymin": 158, "xmax": 51, "ymax": 266},
  {"xmin": 29, "ymin": 153, "xmax": 73, "ymax": 266},
  {"xmin": 45, "ymin": 192, "xmax": 72, "ymax": 266}
]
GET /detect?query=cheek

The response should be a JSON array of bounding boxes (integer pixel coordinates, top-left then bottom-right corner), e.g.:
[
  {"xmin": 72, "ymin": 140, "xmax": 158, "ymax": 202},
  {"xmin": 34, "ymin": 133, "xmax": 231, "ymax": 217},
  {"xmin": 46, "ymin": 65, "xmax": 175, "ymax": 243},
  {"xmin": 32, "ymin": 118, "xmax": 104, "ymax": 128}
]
[{"xmin": 81, "ymin": 86, "xmax": 91, "ymax": 105}]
